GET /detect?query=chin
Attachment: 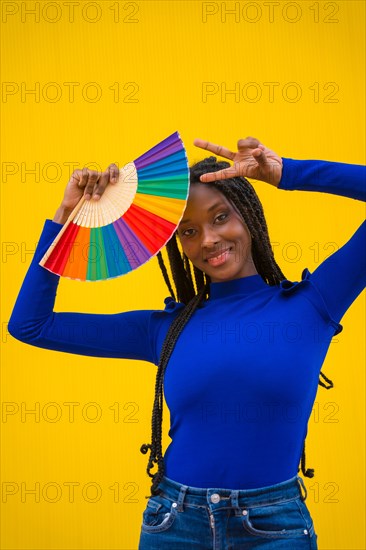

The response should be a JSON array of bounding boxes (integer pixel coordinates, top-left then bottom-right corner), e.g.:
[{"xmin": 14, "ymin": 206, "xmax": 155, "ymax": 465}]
[{"xmin": 208, "ymin": 270, "xmax": 238, "ymax": 283}]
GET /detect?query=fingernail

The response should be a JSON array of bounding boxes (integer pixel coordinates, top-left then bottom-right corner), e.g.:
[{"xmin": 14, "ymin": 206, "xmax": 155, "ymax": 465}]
[
  {"xmin": 85, "ymin": 193, "xmax": 91, "ymax": 200},
  {"xmin": 93, "ymin": 194, "xmax": 100, "ymax": 201}
]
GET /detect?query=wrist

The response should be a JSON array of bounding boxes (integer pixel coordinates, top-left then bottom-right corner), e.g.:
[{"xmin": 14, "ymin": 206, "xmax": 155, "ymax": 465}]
[
  {"xmin": 267, "ymin": 159, "xmax": 283, "ymax": 188},
  {"xmin": 53, "ymin": 205, "xmax": 72, "ymax": 225}
]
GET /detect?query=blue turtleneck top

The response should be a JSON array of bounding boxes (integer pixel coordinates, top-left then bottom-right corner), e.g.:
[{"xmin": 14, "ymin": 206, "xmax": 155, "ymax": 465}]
[{"xmin": 8, "ymin": 158, "xmax": 366, "ymax": 489}]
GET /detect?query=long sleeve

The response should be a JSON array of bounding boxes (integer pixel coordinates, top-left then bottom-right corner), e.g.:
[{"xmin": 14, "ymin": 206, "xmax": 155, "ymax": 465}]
[
  {"xmin": 8, "ymin": 219, "xmax": 159, "ymax": 362},
  {"xmin": 278, "ymin": 158, "xmax": 366, "ymax": 324}
]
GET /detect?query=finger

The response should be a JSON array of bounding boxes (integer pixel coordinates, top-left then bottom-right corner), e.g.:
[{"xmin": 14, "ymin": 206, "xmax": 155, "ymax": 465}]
[
  {"xmin": 200, "ymin": 166, "xmax": 238, "ymax": 182},
  {"xmin": 70, "ymin": 169, "xmax": 83, "ymax": 188},
  {"xmin": 251, "ymin": 148, "xmax": 269, "ymax": 167},
  {"xmin": 108, "ymin": 163, "xmax": 119, "ymax": 184},
  {"xmin": 84, "ymin": 170, "xmax": 100, "ymax": 200},
  {"xmin": 237, "ymin": 136, "xmax": 261, "ymax": 150},
  {"xmin": 193, "ymin": 139, "xmax": 236, "ymax": 161},
  {"xmin": 92, "ymin": 169, "xmax": 110, "ymax": 201},
  {"xmin": 80, "ymin": 167, "xmax": 90, "ymax": 188}
]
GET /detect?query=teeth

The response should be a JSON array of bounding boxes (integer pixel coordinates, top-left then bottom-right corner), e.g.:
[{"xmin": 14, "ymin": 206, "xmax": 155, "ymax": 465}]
[
  {"xmin": 207, "ymin": 249, "xmax": 230, "ymax": 265},
  {"xmin": 207, "ymin": 248, "xmax": 231, "ymax": 261}
]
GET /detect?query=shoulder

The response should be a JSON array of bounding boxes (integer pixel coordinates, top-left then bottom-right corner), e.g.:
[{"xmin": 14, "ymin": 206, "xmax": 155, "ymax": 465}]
[{"xmin": 278, "ymin": 268, "xmax": 343, "ymax": 335}]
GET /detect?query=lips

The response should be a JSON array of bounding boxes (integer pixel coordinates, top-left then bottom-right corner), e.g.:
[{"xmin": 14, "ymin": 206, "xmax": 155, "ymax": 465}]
[
  {"xmin": 205, "ymin": 247, "xmax": 232, "ymax": 261},
  {"xmin": 205, "ymin": 247, "xmax": 232, "ymax": 267}
]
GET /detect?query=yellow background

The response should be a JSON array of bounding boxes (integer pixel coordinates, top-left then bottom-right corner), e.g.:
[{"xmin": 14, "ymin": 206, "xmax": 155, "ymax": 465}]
[{"xmin": 1, "ymin": 1, "xmax": 365, "ymax": 548}]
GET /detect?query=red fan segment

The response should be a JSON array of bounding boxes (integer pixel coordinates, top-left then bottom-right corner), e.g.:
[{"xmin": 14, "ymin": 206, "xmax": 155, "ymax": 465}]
[
  {"xmin": 62, "ymin": 225, "xmax": 90, "ymax": 280},
  {"xmin": 123, "ymin": 204, "xmax": 177, "ymax": 255}
]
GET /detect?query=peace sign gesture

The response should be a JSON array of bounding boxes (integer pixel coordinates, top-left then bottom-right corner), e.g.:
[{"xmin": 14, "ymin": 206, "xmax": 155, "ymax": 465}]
[{"xmin": 193, "ymin": 136, "xmax": 283, "ymax": 187}]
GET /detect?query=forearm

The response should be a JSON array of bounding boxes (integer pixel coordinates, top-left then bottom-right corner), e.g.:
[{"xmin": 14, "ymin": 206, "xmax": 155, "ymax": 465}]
[
  {"xmin": 277, "ymin": 158, "xmax": 366, "ymax": 324},
  {"xmin": 278, "ymin": 158, "xmax": 366, "ymax": 202},
  {"xmin": 7, "ymin": 219, "xmax": 157, "ymax": 362}
]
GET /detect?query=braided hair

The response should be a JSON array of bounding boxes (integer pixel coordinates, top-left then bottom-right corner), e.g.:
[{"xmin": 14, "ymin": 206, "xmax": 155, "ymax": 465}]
[{"xmin": 140, "ymin": 156, "xmax": 334, "ymax": 497}]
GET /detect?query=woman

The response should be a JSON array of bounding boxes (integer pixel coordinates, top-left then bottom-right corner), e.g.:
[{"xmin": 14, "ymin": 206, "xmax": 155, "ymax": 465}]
[{"xmin": 9, "ymin": 136, "xmax": 366, "ymax": 549}]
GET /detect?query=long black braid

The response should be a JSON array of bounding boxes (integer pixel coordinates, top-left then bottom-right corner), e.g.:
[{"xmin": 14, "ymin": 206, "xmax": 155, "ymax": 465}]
[{"xmin": 140, "ymin": 156, "xmax": 333, "ymax": 497}]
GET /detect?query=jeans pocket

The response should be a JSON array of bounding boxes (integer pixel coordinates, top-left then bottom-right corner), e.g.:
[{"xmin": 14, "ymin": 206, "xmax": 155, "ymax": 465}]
[
  {"xmin": 141, "ymin": 493, "xmax": 178, "ymax": 534},
  {"xmin": 242, "ymin": 498, "xmax": 313, "ymax": 539},
  {"xmin": 296, "ymin": 498, "xmax": 318, "ymax": 546}
]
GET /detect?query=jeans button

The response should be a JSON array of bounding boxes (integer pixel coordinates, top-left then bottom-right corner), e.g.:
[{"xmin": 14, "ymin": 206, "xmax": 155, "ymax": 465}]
[{"xmin": 210, "ymin": 493, "xmax": 220, "ymax": 503}]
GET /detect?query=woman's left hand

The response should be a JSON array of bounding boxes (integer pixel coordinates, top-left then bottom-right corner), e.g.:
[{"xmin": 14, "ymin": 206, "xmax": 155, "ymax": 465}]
[{"xmin": 193, "ymin": 136, "xmax": 283, "ymax": 187}]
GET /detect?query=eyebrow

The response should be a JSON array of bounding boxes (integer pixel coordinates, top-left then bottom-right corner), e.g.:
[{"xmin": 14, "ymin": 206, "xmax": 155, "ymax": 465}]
[{"xmin": 179, "ymin": 201, "xmax": 227, "ymax": 226}]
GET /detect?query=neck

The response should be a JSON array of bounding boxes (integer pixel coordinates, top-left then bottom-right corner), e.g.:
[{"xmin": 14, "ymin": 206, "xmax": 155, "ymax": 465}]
[{"xmin": 209, "ymin": 273, "xmax": 268, "ymax": 300}]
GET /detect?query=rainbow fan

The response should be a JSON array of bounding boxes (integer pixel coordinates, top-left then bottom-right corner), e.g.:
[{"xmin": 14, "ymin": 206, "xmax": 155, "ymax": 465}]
[{"xmin": 39, "ymin": 131, "xmax": 190, "ymax": 281}]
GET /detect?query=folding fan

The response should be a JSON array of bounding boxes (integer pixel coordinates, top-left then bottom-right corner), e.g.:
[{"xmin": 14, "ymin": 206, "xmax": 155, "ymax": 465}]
[{"xmin": 39, "ymin": 131, "xmax": 190, "ymax": 281}]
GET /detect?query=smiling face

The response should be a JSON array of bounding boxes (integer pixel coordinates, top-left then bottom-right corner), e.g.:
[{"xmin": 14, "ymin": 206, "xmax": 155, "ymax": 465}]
[{"xmin": 177, "ymin": 184, "xmax": 258, "ymax": 283}]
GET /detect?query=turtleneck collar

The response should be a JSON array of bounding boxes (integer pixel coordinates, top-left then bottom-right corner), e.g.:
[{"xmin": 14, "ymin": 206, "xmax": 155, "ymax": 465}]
[{"xmin": 209, "ymin": 274, "xmax": 269, "ymax": 300}]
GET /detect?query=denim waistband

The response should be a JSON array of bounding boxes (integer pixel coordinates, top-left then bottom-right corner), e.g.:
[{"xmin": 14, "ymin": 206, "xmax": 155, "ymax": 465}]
[{"xmin": 155, "ymin": 474, "xmax": 307, "ymax": 512}]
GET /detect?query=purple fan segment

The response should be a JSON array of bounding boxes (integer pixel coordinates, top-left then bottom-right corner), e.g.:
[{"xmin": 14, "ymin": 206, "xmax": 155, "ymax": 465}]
[
  {"xmin": 134, "ymin": 131, "xmax": 182, "ymax": 170},
  {"xmin": 113, "ymin": 217, "xmax": 151, "ymax": 269}
]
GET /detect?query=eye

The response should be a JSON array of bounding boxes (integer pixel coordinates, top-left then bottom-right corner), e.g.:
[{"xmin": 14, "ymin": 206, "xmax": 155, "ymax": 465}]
[
  {"xmin": 181, "ymin": 228, "xmax": 196, "ymax": 238},
  {"xmin": 215, "ymin": 213, "xmax": 228, "ymax": 223}
]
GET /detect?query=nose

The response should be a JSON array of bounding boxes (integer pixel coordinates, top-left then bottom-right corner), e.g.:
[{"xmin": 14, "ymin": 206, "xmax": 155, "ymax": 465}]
[{"xmin": 201, "ymin": 225, "xmax": 220, "ymax": 248}]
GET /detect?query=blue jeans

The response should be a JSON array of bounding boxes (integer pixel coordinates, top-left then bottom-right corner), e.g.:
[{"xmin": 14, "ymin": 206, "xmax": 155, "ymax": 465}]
[{"xmin": 138, "ymin": 474, "xmax": 318, "ymax": 549}]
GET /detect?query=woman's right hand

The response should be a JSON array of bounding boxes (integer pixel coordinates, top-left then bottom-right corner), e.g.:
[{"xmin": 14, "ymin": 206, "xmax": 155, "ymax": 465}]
[
  {"xmin": 53, "ymin": 164, "xmax": 120, "ymax": 224},
  {"xmin": 61, "ymin": 163, "xmax": 120, "ymax": 211}
]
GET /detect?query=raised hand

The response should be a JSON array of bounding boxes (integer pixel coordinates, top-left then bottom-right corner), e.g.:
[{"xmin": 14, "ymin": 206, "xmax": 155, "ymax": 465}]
[
  {"xmin": 193, "ymin": 136, "xmax": 283, "ymax": 187},
  {"xmin": 53, "ymin": 164, "xmax": 120, "ymax": 224}
]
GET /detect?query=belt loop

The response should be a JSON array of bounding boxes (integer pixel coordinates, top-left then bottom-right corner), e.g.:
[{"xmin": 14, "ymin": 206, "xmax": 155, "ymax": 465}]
[
  {"xmin": 297, "ymin": 475, "xmax": 307, "ymax": 501},
  {"xmin": 176, "ymin": 484, "xmax": 188, "ymax": 512},
  {"xmin": 230, "ymin": 489, "xmax": 240, "ymax": 509}
]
